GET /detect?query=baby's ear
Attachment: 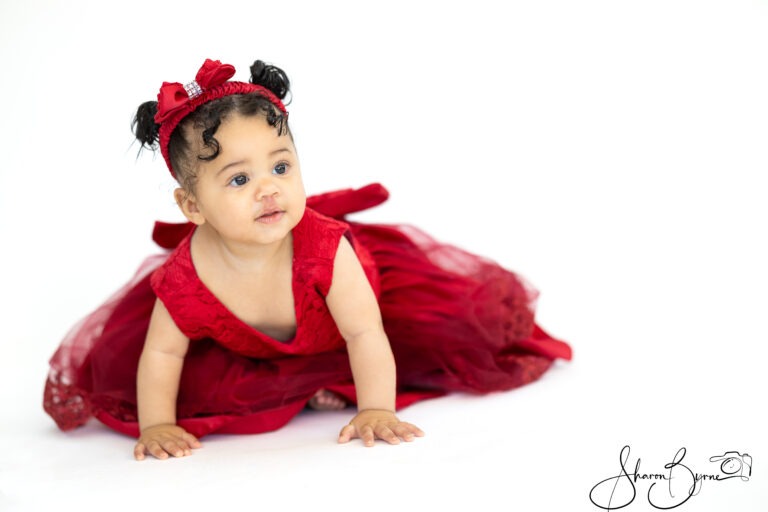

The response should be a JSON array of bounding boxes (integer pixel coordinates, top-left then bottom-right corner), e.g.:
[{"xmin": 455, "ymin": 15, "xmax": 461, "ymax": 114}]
[{"xmin": 174, "ymin": 188, "xmax": 206, "ymax": 225}]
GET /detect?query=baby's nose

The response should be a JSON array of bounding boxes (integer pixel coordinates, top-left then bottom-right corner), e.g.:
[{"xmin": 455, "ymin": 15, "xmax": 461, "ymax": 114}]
[{"xmin": 254, "ymin": 176, "xmax": 279, "ymax": 199}]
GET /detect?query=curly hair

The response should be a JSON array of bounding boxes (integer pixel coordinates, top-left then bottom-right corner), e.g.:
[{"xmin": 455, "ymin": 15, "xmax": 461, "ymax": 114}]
[{"xmin": 132, "ymin": 60, "xmax": 291, "ymax": 191}]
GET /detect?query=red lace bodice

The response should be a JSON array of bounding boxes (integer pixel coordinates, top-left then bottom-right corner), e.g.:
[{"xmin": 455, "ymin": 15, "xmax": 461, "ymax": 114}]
[{"xmin": 150, "ymin": 208, "xmax": 380, "ymax": 359}]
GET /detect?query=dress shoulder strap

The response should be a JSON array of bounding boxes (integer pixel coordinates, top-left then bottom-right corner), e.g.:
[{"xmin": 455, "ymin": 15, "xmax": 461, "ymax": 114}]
[{"xmin": 292, "ymin": 208, "xmax": 350, "ymax": 297}]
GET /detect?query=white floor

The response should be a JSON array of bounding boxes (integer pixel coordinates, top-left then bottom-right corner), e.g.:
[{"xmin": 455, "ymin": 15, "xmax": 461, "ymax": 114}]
[{"xmin": 1, "ymin": 1, "xmax": 767, "ymax": 510}]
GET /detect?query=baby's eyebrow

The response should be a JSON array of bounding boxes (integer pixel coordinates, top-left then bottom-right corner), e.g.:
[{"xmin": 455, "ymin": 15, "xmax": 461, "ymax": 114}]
[
  {"xmin": 216, "ymin": 148, "xmax": 293, "ymax": 175},
  {"xmin": 216, "ymin": 160, "xmax": 247, "ymax": 176}
]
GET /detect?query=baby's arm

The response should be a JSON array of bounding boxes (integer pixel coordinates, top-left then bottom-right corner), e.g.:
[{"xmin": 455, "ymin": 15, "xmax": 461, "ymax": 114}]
[
  {"xmin": 134, "ymin": 299, "xmax": 201, "ymax": 460},
  {"xmin": 326, "ymin": 238, "xmax": 424, "ymax": 447}
]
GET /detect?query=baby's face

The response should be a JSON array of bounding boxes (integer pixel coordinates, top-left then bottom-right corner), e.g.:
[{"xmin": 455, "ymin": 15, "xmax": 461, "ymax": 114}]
[{"xmin": 182, "ymin": 113, "xmax": 306, "ymax": 246}]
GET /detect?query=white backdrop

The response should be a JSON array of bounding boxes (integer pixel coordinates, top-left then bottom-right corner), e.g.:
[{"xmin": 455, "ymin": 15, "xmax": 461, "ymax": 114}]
[{"xmin": 1, "ymin": 1, "xmax": 766, "ymax": 510}]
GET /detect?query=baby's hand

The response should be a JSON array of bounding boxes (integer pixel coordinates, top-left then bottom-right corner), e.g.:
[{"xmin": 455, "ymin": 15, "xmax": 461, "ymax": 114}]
[
  {"xmin": 338, "ymin": 409, "xmax": 424, "ymax": 447},
  {"xmin": 134, "ymin": 424, "xmax": 201, "ymax": 461}
]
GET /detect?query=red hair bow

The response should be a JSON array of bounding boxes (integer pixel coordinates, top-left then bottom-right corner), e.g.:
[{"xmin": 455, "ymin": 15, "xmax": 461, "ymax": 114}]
[{"xmin": 155, "ymin": 59, "xmax": 236, "ymax": 123}]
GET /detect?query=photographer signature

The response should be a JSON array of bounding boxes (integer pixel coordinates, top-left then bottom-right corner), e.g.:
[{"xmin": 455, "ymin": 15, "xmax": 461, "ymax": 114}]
[{"xmin": 589, "ymin": 445, "xmax": 752, "ymax": 510}]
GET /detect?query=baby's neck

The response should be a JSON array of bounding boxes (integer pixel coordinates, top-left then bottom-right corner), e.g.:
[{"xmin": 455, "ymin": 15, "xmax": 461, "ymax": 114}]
[{"xmin": 192, "ymin": 224, "xmax": 292, "ymax": 276}]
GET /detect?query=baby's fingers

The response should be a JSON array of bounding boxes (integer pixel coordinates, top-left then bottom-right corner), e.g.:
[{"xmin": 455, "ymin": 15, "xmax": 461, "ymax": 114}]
[
  {"xmin": 359, "ymin": 424, "xmax": 376, "ymax": 447},
  {"xmin": 161, "ymin": 439, "xmax": 190, "ymax": 458},
  {"xmin": 338, "ymin": 419, "xmax": 424, "ymax": 447},
  {"xmin": 134, "ymin": 440, "xmax": 174, "ymax": 460},
  {"xmin": 338, "ymin": 423, "xmax": 377, "ymax": 447},
  {"xmin": 134, "ymin": 438, "xmax": 192, "ymax": 461},
  {"xmin": 134, "ymin": 442, "xmax": 149, "ymax": 461},
  {"xmin": 374, "ymin": 424, "xmax": 400, "ymax": 445},
  {"xmin": 181, "ymin": 431, "xmax": 202, "ymax": 449},
  {"xmin": 338, "ymin": 424, "xmax": 357, "ymax": 444},
  {"xmin": 392, "ymin": 422, "xmax": 425, "ymax": 441}
]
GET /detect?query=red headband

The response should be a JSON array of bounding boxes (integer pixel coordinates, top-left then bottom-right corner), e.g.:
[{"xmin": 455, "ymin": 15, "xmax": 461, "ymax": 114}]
[{"xmin": 155, "ymin": 59, "xmax": 288, "ymax": 177}]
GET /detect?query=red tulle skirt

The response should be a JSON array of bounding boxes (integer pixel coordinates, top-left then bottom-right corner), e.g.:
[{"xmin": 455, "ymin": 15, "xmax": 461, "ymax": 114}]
[{"xmin": 43, "ymin": 184, "xmax": 571, "ymax": 438}]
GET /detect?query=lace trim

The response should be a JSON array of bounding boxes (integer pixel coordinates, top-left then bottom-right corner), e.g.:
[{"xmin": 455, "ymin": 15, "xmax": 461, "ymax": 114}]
[{"xmin": 43, "ymin": 371, "xmax": 91, "ymax": 431}]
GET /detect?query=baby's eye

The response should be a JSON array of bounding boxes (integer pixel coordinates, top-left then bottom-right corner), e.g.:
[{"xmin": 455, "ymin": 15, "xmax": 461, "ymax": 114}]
[
  {"xmin": 273, "ymin": 163, "xmax": 288, "ymax": 175},
  {"xmin": 229, "ymin": 174, "xmax": 249, "ymax": 187}
]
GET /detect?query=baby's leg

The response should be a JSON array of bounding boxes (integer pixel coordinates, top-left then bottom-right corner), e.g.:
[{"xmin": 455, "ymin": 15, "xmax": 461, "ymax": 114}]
[{"xmin": 307, "ymin": 389, "xmax": 347, "ymax": 410}]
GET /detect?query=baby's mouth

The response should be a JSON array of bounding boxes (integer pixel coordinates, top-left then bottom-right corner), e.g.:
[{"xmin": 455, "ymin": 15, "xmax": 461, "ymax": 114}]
[{"xmin": 256, "ymin": 208, "xmax": 285, "ymax": 223}]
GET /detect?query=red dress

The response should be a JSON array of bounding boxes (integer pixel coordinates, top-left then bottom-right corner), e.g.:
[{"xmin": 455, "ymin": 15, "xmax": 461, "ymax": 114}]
[{"xmin": 43, "ymin": 183, "xmax": 572, "ymax": 438}]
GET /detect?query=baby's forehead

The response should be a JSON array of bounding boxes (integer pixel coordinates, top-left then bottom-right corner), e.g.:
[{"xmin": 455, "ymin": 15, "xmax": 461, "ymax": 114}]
[{"xmin": 182, "ymin": 112, "xmax": 294, "ymax": 167}]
